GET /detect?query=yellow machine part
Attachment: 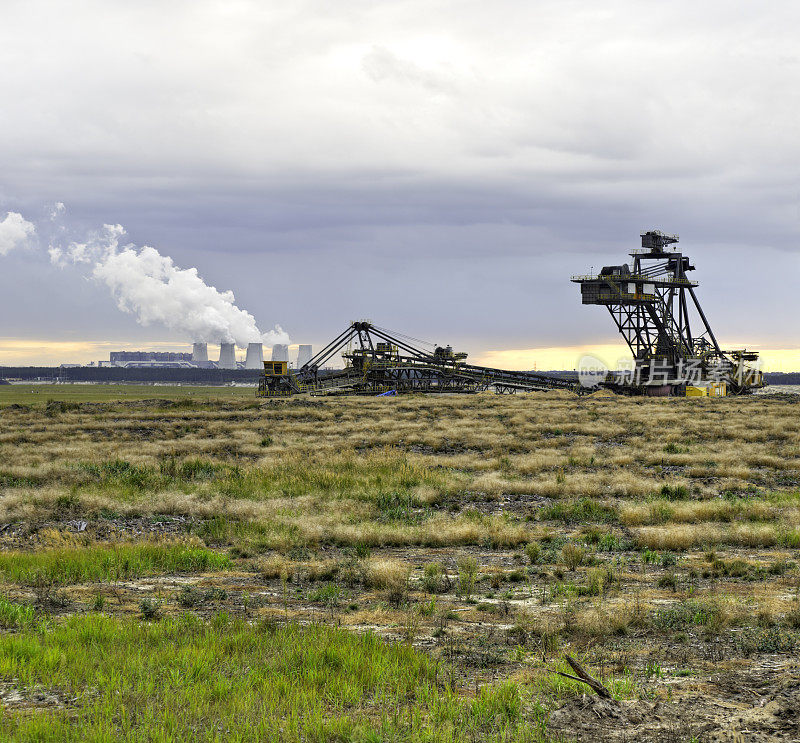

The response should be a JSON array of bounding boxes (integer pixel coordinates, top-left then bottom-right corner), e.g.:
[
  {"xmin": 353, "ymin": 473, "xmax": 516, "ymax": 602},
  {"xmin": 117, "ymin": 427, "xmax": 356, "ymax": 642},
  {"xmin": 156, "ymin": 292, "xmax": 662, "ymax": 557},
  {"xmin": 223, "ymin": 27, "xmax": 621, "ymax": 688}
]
[
  {"xmin": 685, "ymin": 382, "xmax": 727, "ymax": 397},
  {"xmin": 263, "ymin": 361, "xmax": 288, "ymax": 376}
]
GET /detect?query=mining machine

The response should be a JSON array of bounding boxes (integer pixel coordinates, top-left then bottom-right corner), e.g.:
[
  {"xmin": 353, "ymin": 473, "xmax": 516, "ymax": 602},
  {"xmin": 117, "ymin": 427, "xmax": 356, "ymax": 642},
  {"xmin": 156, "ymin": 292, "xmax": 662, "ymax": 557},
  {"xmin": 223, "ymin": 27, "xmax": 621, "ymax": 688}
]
[
  {"xmin": 257, "ymin": 322, "xmax": 580, "ymax": 397},
  {"xmin": 572, "ymin": 230, "xmax": 763, "ymax": 396}
]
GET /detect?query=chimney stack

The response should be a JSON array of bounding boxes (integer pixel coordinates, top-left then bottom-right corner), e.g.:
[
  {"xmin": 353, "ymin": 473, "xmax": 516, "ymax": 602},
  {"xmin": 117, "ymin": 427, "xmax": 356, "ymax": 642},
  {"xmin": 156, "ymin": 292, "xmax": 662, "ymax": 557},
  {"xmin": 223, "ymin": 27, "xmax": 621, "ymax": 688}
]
[
  {"xmin": 271, "ymin": 344, "xmax": 289, "ymax": 362},
  {"xmin": 244, "ymin": 343, "xmax": 264, "ymax": 369},
  {"xmin": 191, "ymin": 342, "xmax": 208, "ymax": 364},
  {"xmin": 218, "ymin": 342, "xmax": 237, "ymax": 369},
  {"xmin": 297, "ymin": 344, "xmax": 313, "ymax": 368}
]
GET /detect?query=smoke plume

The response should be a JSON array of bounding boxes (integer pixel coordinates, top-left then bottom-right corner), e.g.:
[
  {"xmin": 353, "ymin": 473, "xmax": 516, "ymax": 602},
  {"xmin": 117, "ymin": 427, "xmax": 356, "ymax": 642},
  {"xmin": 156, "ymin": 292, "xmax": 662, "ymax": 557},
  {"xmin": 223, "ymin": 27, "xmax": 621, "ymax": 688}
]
[
  {"xmin": 49, "ymin": 222, "xmax": 289, "ymax": 347},
  {"xmin": 0, "ymin": 212, "xmax": 36, "ymax": 256}
]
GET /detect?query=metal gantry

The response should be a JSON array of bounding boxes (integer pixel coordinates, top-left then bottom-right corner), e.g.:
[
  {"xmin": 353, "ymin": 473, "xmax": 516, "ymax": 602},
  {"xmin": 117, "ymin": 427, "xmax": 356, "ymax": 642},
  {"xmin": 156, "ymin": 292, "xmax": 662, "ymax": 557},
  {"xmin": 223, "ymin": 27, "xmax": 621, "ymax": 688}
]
[
  {"xmin": 257, "ymin": 321, "xmax": 579, "ymax": 397},
  {"xmin": 572, "ymin": 230, "xmax": 762, "ymax": 395},
  {"xmin": 257, "ymin": 229, "xmax": 763, "ymax": 399}
]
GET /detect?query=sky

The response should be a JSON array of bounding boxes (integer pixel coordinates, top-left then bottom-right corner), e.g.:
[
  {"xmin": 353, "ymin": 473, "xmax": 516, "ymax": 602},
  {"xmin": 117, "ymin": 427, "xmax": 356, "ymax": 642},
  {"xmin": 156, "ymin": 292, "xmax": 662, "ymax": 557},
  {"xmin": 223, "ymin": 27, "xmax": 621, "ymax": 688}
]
[{"xmin": 1, "ymin": 0, "xmax": 799, "ymax": 370}]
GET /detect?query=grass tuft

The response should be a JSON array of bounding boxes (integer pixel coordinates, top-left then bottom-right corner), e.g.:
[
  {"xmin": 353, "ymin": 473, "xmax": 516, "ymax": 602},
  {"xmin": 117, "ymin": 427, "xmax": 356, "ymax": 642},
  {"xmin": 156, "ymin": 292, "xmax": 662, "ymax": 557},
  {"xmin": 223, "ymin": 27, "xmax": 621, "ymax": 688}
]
[{"xmin": 0, "ymin": 543, "xmax": 230, "ymax": 585}]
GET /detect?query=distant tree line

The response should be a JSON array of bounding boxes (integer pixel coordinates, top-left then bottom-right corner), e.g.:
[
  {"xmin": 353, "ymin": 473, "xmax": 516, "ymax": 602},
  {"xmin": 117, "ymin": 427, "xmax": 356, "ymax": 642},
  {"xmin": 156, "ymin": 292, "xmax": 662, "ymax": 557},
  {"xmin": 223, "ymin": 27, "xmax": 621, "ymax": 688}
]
[
  {"xmin": 0, "ymin": 367, "xmax": 263, "ymax": 384},
  {"xmin": 764, "ymin": 372, "xmax": 800, "ymax": 385}
]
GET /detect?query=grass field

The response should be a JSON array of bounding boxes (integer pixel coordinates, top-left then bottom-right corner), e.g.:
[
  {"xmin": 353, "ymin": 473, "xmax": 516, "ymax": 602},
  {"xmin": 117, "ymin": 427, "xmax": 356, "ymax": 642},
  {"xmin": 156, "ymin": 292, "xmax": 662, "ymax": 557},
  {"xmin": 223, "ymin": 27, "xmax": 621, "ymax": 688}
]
[
  {"xmin": 1, "ymin": 387, "xmax": 799, "ymax": 741},
  {"xmin": 0, "ymin": 383, "xmax": 253, "ymax": 405}
]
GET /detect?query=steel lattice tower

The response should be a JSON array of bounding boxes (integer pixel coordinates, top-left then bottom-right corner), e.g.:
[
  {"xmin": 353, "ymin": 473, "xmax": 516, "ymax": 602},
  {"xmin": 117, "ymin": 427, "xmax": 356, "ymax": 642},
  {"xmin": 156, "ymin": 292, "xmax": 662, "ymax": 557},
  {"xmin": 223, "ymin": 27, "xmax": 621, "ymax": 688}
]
[{"xmin": 572, "ymin": 230, "xmax": 761, "ymax": 393}]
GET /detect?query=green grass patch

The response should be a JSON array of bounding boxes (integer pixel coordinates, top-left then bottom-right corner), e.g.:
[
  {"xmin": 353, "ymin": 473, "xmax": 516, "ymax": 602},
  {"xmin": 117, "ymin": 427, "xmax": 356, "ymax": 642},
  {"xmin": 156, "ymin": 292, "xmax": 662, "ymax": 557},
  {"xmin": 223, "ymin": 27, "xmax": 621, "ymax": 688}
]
[
  {"xmin": 528, "ymin": 656, "xmax": 636, "ymax": 700},
  {"xmin": 75, "ymin": 458, "xmax": 227, "ymax": 493},
  {"xmin": 541, "ymin": 498, "xmax": 618, "ymax": 524},
  {"xmin": 246, "ymin": 451, "xmax": 449, "ymax": 500},
  {"xmin": 0, "ymin": 615, "xmax": 544, "ymax": 742},
  {"xmin": 662, "ymin": 443, "xmax": 690, "ymax": 454},
  {"xmin": 69, "ymin": 450, "xmax": 451, "ymax": 502},
  {"xmin": 0, "ymin": 543, "xmax": 231, "ymax": 586},
  {"xmin": 0, "ymin": 595, "xmax": 35, "ymax": 629},
  {"xmin": 0, "ymin": 471, "xmax": 47, "ymax": 488},
  {"xmin": 653, "ymin": 599, "xmax": 725, "ymax": 630},
  {"xmin": 659, "ymin": 484, "xmax": 690, "ymax": 501},
  {"xmin": 375, "ymin": 491, "xmax": 430, "ymax": 523}
]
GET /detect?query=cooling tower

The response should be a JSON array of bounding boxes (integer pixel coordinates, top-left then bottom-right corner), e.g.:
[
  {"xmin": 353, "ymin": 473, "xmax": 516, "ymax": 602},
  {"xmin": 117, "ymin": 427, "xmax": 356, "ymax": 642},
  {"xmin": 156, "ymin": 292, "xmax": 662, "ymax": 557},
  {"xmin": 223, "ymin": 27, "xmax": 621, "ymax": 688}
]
[
  {"xmin": 244, "ymin": 343, "xmax": 264, "ymax": 369},
  {"xmin": 271, "ymin": 344, "xmax": 289, "ymax": 362},
  {"xmin": 218, "ymin": 342, "xmax": 237, "ymax": 369},
  {"xmin": 191, "ymin": 342, "xmax": 208, "ymax": 364},
  {"xmin": 297, "ymin": 344, "xmax": 313, "ymax": 368}
]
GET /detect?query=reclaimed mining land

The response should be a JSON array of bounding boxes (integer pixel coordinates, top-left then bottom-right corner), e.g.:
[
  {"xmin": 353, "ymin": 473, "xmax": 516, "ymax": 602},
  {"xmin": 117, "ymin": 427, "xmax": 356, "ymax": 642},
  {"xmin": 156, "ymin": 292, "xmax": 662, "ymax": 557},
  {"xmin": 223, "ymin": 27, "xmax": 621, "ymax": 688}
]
[{"xmin": 1, "ymin": 384, "xmax": 799, "ymax": 741}]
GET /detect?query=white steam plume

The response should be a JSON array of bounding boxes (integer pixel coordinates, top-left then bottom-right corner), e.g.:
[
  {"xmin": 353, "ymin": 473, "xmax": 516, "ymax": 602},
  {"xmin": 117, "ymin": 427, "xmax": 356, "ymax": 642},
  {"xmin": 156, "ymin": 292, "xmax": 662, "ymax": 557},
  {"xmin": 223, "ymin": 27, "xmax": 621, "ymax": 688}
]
[
  {"xmin": 49, "ymin": 223, "xmax": 289, "ymax": 347},
  {"xmin": 0, "ymin": 212, "xmax": 36, "ymax": 255}
]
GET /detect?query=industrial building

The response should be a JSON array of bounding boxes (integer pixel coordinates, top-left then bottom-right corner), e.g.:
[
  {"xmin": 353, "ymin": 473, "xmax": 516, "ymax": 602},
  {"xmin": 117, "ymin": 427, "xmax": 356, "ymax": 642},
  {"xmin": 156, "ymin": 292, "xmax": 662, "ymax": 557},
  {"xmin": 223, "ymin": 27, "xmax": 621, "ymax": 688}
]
[
  {"xmin": 244, "ymin": 343, "xmax": 264, "ymax": 369},
  {"xmin": 271, "ymin": 344, "xmax": 289, "ymax": 362},
  {"xmin": 297, "ymin": 344, "xmax": 313, "ymax": 368},
  {"xmin": 217, "ymin": 343, "xmax": 237, "ymax": 369},
  {"xmin": 99, "ymin": 351, "xmax": 195, "ymax": 368},
  {"xmin": 192, "ymin": 343, "xmax": 209, "ymax": 364}
]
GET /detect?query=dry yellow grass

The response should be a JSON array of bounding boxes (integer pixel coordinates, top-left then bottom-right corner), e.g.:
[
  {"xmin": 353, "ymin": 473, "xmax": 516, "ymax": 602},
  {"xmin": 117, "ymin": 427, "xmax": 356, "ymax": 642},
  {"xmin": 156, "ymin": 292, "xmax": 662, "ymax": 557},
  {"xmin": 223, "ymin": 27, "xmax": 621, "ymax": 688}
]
[
  {"xmin": 620, "ymin": 499, "xmax": 781, "ymax": 526},
  {"xmin": 634, "ymin": 522, "xmax": 799, "ymax": 549},
  {"xmin": 2, "ymin": 389, "xmax": 800, "ymax": 741},
  {"xmin": 2, "ymin": 393, "xmax": 800, "ymax": 552}
]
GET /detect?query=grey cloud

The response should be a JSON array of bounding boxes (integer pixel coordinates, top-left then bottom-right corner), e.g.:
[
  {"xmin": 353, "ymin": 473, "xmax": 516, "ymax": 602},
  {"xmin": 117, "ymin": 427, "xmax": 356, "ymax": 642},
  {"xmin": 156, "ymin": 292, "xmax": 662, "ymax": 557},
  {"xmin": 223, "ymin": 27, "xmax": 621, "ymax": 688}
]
[{"xmin": 0, "ymin": 0, "xmax": 798, "ymax": 360}]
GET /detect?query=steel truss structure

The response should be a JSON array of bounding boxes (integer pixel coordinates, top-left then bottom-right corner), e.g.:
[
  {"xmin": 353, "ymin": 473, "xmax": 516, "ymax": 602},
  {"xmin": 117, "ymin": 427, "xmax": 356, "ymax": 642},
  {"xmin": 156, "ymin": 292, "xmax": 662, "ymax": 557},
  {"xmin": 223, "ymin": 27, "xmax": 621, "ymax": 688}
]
[
  {"xmin": 258, "ymin": 321, "xmax": 579, "ymax": 397},
  {"xmin": 572, "ymin": 230, "xmax": 762, "ymax": 394}
]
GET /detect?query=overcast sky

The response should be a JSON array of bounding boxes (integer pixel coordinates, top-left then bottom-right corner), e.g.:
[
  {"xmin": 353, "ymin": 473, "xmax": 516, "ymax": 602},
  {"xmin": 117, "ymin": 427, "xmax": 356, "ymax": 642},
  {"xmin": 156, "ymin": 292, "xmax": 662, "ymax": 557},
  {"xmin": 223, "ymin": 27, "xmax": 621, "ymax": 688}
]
[{"xmin": 1, "ymin": 0, "xmax": 798, "ymax": 368}]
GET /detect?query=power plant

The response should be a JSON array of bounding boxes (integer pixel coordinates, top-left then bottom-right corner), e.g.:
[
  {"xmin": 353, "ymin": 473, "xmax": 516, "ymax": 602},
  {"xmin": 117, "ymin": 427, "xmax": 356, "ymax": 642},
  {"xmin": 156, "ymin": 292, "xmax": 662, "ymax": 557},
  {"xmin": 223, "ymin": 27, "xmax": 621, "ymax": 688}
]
[
  {"xmin": 271, "ymin": 344, "xmax": 289, "ymax": 362},
  {"xmin": 191, "ymin": 343, "xmax": 208, "ymax": 364},
  {"xmin": 96, "ymin": 341, "xmax": 305, "ymax": 372},
  {"xmin": 244, "ymin": 343, "xmax": 264, "ymax": 369},
  {"xmin": 297, "ymin": 344, "xmax": 313, "ymax": 368},
  {"xmin": 217, "ymin": 343, "xmax": 237, "ymax": 369},
  {"xmin": 257, "ymin": 230, "xmax": 764, "ymax": 398},
  {"xmin": 99, "ymin": 351, "xmax": 195, "ymax": 369}
]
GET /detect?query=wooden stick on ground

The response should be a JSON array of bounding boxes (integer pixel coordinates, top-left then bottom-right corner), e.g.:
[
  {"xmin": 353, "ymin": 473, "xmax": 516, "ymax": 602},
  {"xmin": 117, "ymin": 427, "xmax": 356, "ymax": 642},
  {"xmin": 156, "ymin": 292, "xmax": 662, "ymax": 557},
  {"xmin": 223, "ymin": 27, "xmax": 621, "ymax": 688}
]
[{"xmin": 553, "ymin": 655, "xmax": 612, "ymax": 699}]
